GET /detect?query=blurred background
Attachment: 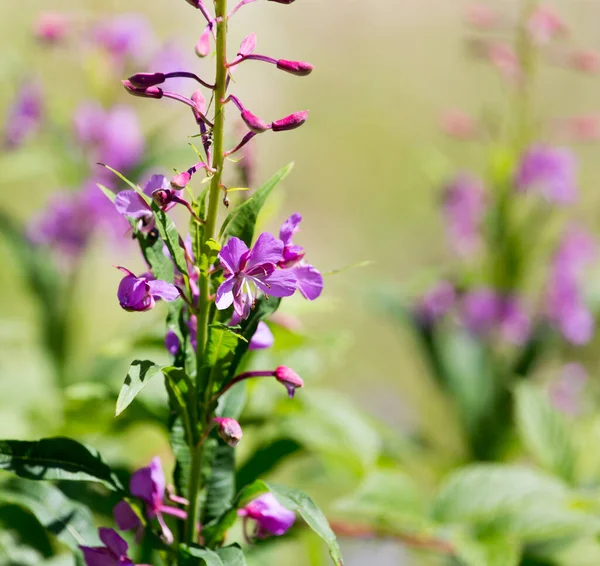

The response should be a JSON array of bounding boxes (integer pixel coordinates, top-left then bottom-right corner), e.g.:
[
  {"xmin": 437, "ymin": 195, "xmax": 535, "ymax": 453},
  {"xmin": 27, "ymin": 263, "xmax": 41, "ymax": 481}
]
[{"xmin": 3, "ymin": 1, "xmax": 600, "ymax": 565}]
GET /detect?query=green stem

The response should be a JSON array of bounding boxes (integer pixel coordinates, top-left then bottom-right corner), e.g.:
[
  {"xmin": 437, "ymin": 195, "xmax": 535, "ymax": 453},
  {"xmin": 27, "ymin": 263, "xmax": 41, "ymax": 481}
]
[{"xmin": 185, "ymin": 0, "xmax": 228, "ymax": 546}]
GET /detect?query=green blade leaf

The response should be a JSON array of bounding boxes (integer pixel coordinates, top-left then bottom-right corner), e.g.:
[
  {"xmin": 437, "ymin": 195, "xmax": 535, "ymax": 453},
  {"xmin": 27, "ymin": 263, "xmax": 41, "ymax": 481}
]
[
  {"xmin": 179, "ymin": 545, "xmax": 224, "ymax": 566},
  {"xmin": 452, "ymin": 531, "xmax": 521, "ymax": 566},
  {"xmin": 220, "ymin": 162, "xmax": 294, "ymax": 246},
  {"xmin": 0, "ymin": 438, "xmax": 122, "ymax": 491},
  {"xmin": 217, "ymin": 545, "xmax": 246, "ymax": 566},
  {"xmin": 202, "ymin": 441, "xmax": 236, "ymax": 524},
  {"xmin": 0, "ymin": 477, "xmax": 98, "ymax": 551},
  {"xmin": 515, "ymin": 383, "xmax": 576, "ymax": 482},
  {"xmin": 115, "ymin": 360, "xmax": 163, "ymax": 417},
  {"xmin": 151, "ymin": 202, "xmax": 188, "ymax": 275},
  {"xmin": 266, "ymin": 483, "xmax": 343, "ymax": 566}
]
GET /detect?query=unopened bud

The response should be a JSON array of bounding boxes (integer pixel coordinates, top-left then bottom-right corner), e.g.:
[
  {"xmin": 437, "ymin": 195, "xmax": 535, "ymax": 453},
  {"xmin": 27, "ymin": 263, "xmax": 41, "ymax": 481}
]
[
  {"xmin": 276, "ymin": 59, "xmax": 314, "ymax": 76},
  {"xmin": 274, "ymin": 366, "xmax": 304, "ymax": 398},
  {"xmin": 171, "ymin": 171, "xmax": 192, "ymax": 189},
  {"xmin": 191, "ymin": 90, "xmax": 207, "ymax": 115},
  {"xmin": 241, "ymin": 110, "xmax": 270, "ymax": 133},
  {"xmin": 122, "ymin": 80, "xmax": 163, "ymax": 99},
  {"xmin": 127, "ymin": 72, "xmax": 166, "ymax": 88},
  {"xmin": 214, "ymin": 417, "xmax": 243, "ymax": 447},
  {"xmin": 196, "ymin": 26, "xmax": 212, "ymax": 58},
  {"xmin": 271, "ymin": 110, "xmax": 309, "ymax": 132}
]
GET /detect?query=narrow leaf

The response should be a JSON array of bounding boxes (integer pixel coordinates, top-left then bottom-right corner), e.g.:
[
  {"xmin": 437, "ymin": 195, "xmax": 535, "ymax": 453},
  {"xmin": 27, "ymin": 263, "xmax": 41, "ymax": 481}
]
[
  {"xmin": 179, "ymin": 545, "xmax": 224, "ymax": 566},
  {"xmin": 116, "ymin": 360, "xmax": 163, "ymax": 416},
  {"xmin": 151, "ymin": 202, "xmax": 188, "ymax": 275}
]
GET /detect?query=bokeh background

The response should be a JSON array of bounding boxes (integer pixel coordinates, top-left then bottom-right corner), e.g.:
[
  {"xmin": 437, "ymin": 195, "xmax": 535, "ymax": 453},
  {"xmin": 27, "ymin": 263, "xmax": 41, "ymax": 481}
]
[{"xmin": 3, "ymin": 1, "xmax": 600, "ymax": 564}]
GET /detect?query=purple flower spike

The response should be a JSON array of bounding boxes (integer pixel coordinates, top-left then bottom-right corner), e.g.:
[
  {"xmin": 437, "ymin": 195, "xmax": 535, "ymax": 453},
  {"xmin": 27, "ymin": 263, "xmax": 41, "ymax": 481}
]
[
  {"xmin": 214, "ymin": 417, "xmax": 243, "ymax": 447},
  {"xmin": 122, "ymin": 80, "xmax": 164, "ymax": 99},
  {"xmin": 80, "ymin": 528, "xmax": 134, "ymax": 566},
  {"xmin": 249, "ymin": 321, "xmax": 274, "ymax": 350},
  {"xmin": 3, "ymin": 80, "xmax": 44, "ymax": 150},
  {"xmin": 271, "ymin": 110, "xmax": 309, "ymax": 132},
  {"xmin": 130, "ymin": 457, "xmax": 188, "ymax": 544},
  {"xmin": 216, "ymin": 234, "xmax": 297, "ymax": 319},
  {"xmin": 127, "ymin": 72, "xmax": 167, "ymax": 88},
  {"xmin": 515, "ymin": 145, "xmax": 578, "ymax": 204},
  {"xmin": 276, "ymin": 59, "xmax": 314, "ymax": 76},
  {"xmin": 274, "ymin": 366, "xmax": 304, "ymax": 398},
  {"xmin": 117, "ymin": 267, "xmax": 179, "ymax": 312},
  {"xmin": 239, "ymin": 493, "xmax": 296, "ymax": 539}
]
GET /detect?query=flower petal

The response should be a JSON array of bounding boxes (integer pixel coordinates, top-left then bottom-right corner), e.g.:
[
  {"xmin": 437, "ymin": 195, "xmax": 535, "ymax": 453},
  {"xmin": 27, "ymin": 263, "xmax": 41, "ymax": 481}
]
[
  {"xmin": 249, "ymin": 321, "xmax": 274, "ymax": 350},
  {"xmin": 279, "ymin": 213, "xmax": 302, "ymax": 245},
  {"xmin": 114, "ymin": 190, "xmax": 151, "ymax": 220},
  {"xmin": 147, "ymin": 280, "xmax": 180, "ymax": 301},
  {"xmin": 219, "ymin": 237, "xmax": 249, "ymax": 274},
  {"xmin": 293, "ymin": 264, "xmax": 323, "ymax": 300},
  {"xmin": 245, "ymin": 232, "xmax": 284, "ymax": 271},
  {"xmin": 99, "ymin": 527, "xmax": 128, "ymax": 557},
  {"xmin": 80, "ymin": 547, "xmax": 120, "ymax": 566},
  {"xmin": 143, "ymin": 174, "xmax": 169, "ymax": 197},
  {"xmin": 216, "ymin": 277, "xmax": 236, "ymax": 311},
  {"xmin": 254, "ymin": 269, "xmax": 297, "ymax": 298}
]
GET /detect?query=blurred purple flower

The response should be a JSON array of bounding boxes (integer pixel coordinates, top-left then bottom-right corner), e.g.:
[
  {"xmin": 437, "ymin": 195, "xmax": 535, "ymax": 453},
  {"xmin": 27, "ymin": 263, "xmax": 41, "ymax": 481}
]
[
  {"xmin": 117, "ymin": 267, "xmax": 179, "ymax": 312},
  {"xmin": 239, "ymin": 493, "xmax": 295, "ymax": 538},
  {"xmin": 92, "ymin": 14, "xmax": 155, "ymax": 64},
  {"xmin": 165, "ymin": 330, "xmax": 181, "ymax": 356},
  {"xmin": 546, "ymin": 228, "xmax": 596, "ymax": 344},
  {"xmin": 80, "ymin": 528, "xmax": 134, "ymax": 566},
  {"xmin": 149, "ymin": 43, "xmax": 195, "ymax": 93},
  {"xmin": 442, "ymin": 174, "xmax": 487, "ymax": 258},
  {"xmin": 549, "ymin": 363, "xmax": 588, "ymax": 416},
  {"xmin": 34, "ymin": 12, "xmax": 70, "ymax": 44},
  {"xmin": 515, "ymin": 145, "xmax": 578, "ymax": 204},
  {"xmin": 216, "ymin": 233, "xmax": 297, "ymax": 319},
  {"xmin": 462, "ymin": 288, "xmax": 531, "ymax": 345},
  {"xmin": 414, "ymin": 281, "xmax": 456, "ymax": 326},
  {"xmin": 130, "ymin": 457, "xmax": 188, "ymax": 543},
  {"xmin": 3, "ymin": 80, "xmax": 44, "ymax": 149},
  {"xmin": 249, "ymin": 321, "xmax": 274, "ymax": 350}
]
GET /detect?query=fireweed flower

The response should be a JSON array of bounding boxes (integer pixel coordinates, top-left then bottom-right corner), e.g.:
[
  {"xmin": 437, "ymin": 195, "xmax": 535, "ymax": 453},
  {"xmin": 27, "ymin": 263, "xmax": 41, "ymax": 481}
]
[
  {"xmin": 80, "ymin": 527, "xmax": 141, "ymax": 566},
  {"xmin": 527, "ymin": 6, "xmax": 566, "ymax": 44},
  {"xmin": 278, "ymin": 213, "xmax": 324, "ymax": 300},
  {"xmin": 238, "ymin": 493, "xmax": 295, "ymax": 539},
  {"xmin": 91, "ymin": 14, "xmax": 155, "ymax": 65},
  {"xmin": 249, "ymin": 321, "xmax": 274, "ymax": 350},
  {"xmin": 414, "ymin": 281, "xmax": 456, "ymax": 327},
  {"xmin": 461, "ymin": 288, "xmax": 531, "ymax": 345},
  {"xmin": 216, "ymin": 233, "xmax": 297, "ymax": 319},
  {"xmin": 129, "ymin": 457, "xmax": 188, "ymax": 543},
  {"xmin": 515, "ymin": 145, "xmax": 578, "ymax": 204},
  {"xmin": 117, "ymin": 268, "xmax": 179, "ymax": 312},
  {"xmin": 545, "ymin": 228, "xmax": 596, "ymax": 344},
  {"xmin": 3, "ymin": 80, "xmax": 44, "ymax": 149},
  {"xmin": 214, "ymin": 417, "xmax": 243, "ymax": 447},
  {"xmin": 442, "ymin": 174, "xmax": 487, "ymax": 258}
]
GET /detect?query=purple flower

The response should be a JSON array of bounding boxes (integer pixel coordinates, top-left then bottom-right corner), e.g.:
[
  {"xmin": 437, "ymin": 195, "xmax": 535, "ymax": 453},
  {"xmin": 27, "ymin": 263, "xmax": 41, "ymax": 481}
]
[
  {"xmin": 91, "ymin": 14, "xmax": 155, "ymax": 64},
  {"xmin": 3, "ymin": 80, "xmax": 44, "ymax": 149},
  {"xmin": 414, "ymin": 281, "xmax": 456, "ymax": 326},
  {"xmin": 80, "ymin": 528, "xmax": 134, "ymax": 566},
  {"xmin": 442, "ymin": 174, "xmax": 487, "ymax": 258},
  {"xmin": 117, "ymin": 267, "xmax": 179, "ymax": 312},
  {"xmin": 216, "ymin": 233, "xmax": 297, "ymax": 319},
  {"xmin": 278, "ymin": 214, "xmax": 324, "ymax": 301},
  {"xmin": 165, "ymin": 330, "xmax": 181, "ymax": 356},
  {"xmin": 515, "ymin": 145, "xmax": 578, "ymax": 204},
  {"xmin": 461, "ymin": 288, "xmax": 531, "ymax": 345},
  {"xmin": 249, "ymin": 321, "xmax": 274, "ymax": 350},
  {"xmin": 239, "ymin": 493, "xmax": 296, "ymax": 538},
  {"xmin": 130, "ymin": 457, "xmax": 188, "ymax": 543},
  {"xmin": 113, "ymin": 500, "xmax": 142, "ymax": 534},
  {"xmin": 546, "ymin": 228, "xmax": 596, "ymax": 344}
]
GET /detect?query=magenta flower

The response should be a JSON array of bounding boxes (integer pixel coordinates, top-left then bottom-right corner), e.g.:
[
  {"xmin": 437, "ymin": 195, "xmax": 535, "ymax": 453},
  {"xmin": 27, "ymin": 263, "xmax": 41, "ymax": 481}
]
[
  {"xmin": 239, "ymin": 493, "xmax": 295, "ymax": 539},
  {"xmin": 515, "ymin": 145, "xmax": 578, "ymax": 204},
  {"xmin": 34, "ymin": 12, "xmax": 70, "ymax": 44},
  {"xmin": 442, "ymin": 174, "xmax": 487, "ymax": 258},
  {"xmin": 130, "ymin": 457, "xmax": 188, "ymax": 543},
  {"xmin": 91, "ymin": 14, "xmax": 154, "ymax": 64},
  {"xmin": 278, "ymin": 213, "xmax": 324, "ymax": 301},
  {"xmin": 80, "ymin": 528, "xmax": 134, "ymax": 566},
  {"xmin": 216, "ymin": 233, "xmax": 297, "ymax": 319},
  {"xmin": 249, "ymin": 321, "xmax": 274, "ymax": 350},
  {"xmin": 414, "ymin": 281, "xmax": 456, "ymax": 326},
  {"xmin": 117, "ymin": 267, "xmax": 179, "ymax": 312},
  {"xmin": 3, "ymin": 80, "xmax": 44, "ymax": 150}
]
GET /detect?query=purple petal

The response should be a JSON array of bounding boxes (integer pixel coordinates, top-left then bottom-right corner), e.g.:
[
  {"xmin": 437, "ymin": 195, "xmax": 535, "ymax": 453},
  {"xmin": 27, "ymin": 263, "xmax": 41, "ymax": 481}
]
[
  {"xmin": 242, "ymin": 493, "xmax": 295, "ymax": 536},
  {"xmin": 245, "ymin": 232, "xmax": 284, "ymax": 271},
  {"xmin": 114, "ymin": 500, "xmax": 141, "ymax": 532},
  {"xmin": 149, "ymin": 457, "xmax": 166, "ymax": 501},
  {"xmin": 216, "ymin": 277, "xmax": 236, "ymax": 310},
  {"xmin": 130, "ymin": 465, "xmax": 156, "ymax": 507},
  {"xmin": 118, "ymin": 275, "xmax": 153, "ymax": 312},
  {"xmin": 98, "ymin": 528, "xmax": 128, "ymax": 557},
  {"xmin": 114, "ymin": 190, "xmax": 151, "ymax": 219},
  {"xmin": 292, "ymin": 264, "xmax": 323, "ymax": 300},
  {"xmin": 147, "ymin": 280, "xmax": 180, "ymax": 302},
  {"xmin": 80, "ymin": 547, "xmax": 120, "ymax": 566},
  {"xmin": 254, "ymin": 269, "xmax": 297, "ymax": 298},
  {"xmin": 279, "ymin": 213, "xmax": 302, "ymax": 245},
  {"xmin": 249, "ymin": 321, "xmax": 274, "ymax": 350},
  {"xmin": 219, "ymin": 237, "xmax": 249, "ymax": 274},
  {"xmin": 165, "ymin": 330, "xmax": 181, "ymax": 356},
  {"xmin": 143, "ymin": 174, "xmax": 169, "ymax": 197}
]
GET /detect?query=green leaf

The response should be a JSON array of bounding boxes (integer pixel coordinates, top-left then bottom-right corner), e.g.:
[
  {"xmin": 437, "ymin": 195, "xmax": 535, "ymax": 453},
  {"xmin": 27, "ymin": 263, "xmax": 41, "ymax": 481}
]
[
  {"xmin": 140, "ymin": 232, "xmax": 177, "ymax": 285},
  {"xmin": 220, "ymin": 163, "xmax": 294, "ymax": 246},
  {"xmin": 115, "ymin": 360, "xmax": 163, "ymax": 417},
  {"xmin": 515, "ymin": 383, "xmax": 576, "ymax": 482},
  {"xmin": 0, "ymin": 477, "xmax": 98, "ymax": 551},
  {"xmin": 97, "ymin": 183, "xmax": 117, "ymax": 203},
  {"xmin": 0, "ymin": 437, "xmax": 122, "ymax": 491},
  {"xmin": 452, "ymin": 530, "xmax": 521, "ymax": 566},
  {"xmin": 179, "ymin": 545, "xmax": 224, "ymax": 566},
  {"xmin": 151, "ymin": 202, "xmax": 188, "ymax": 275},
  {"xmin": 266, "ymin": 483, "xmax": 343, "ymax": 566},
  {"xmin": 217, "ymin": 545, "xmax": 246, "ymax": 566},
  {"xmin": 202, "ymin": 441, "xmax": 236, "ymax": 524}
]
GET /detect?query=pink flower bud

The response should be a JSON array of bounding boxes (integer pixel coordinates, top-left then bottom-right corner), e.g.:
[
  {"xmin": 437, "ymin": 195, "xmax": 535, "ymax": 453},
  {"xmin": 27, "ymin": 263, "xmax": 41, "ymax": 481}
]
[
  {"xmin": 271, "ymin": 110, "xmax": 309, "ymax": 132},
  {"xmin": 171, "ymin": 171, "xmax": 192, "ymax": 189},
  {"xmin": 34, "ymin": 12, "xmax": 70, "ymax": 43},
  {"xmin": 276, "ymin": 59, "xmax": 314, "ymax": 76},
  {"xmin": 528, "ymin": 7, "xmax": 566, "ymax": 44},
  {"xmin": 191, "ymin": 90, "xmax": 207, "ymax": 115},
  {"xmin": 122, "ymin": 80, "xmax": 163, "ymax": 99},
  {"xmin": 274, "ymin": 366, "xmax": 304, "ymax": 398},
  {"xmin": 570, "ymin": 50, "xmax": 600, "ymax": 74},
  {"xmin": 241, "ymin": 110, "xmax": 270, "ymax": 133},
  {"xmin": 214, "ymin": 417, "xmax": 243, "ymax": 447},
  {"xmin": 127, "ymin": 72, "xmax": 166, "ymax": 88},
  {"xmin": 196, "ymin": 26, "xmax": 212, "ymax": 58}
]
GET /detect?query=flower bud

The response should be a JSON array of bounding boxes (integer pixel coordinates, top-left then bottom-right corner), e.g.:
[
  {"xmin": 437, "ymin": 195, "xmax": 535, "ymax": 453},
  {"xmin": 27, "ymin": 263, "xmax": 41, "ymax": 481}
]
[
  {"xmin": 171, "ymin": 171, "xmax": 192, "ymax": 189},
  {"xmin": 214, "ymin": 417, "xmax": 243, "ymax": 447},
  {"xmin": 122, "ymin": 80, "xmax": 163, "ymax": 99},
  {"xmin": 276, "ymin": 59, "xmax": 314, "ymax": 76},
  {"xmin": 241, "ymin": 110, "xmax": 270, "ymax": 133},
  {"xmin": 127, "ymin": 72, "xmax": 166, "ymax": 88},
  {"xmin": 274, "ymin": 366, "xmax": 304, "ymax": 398},
  {"xmin": 191, "ymin": 90, "xmax": 207, "ymax": 115},
  {"xmin": 196, "ymin": 26, "xmax": 212, "ymax": 58},
  {"xmin": 271, "ymin": 111, "xmax": 309, "ymax": 132}
]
